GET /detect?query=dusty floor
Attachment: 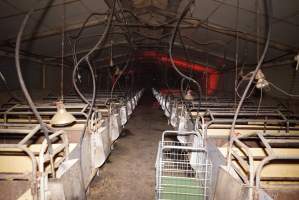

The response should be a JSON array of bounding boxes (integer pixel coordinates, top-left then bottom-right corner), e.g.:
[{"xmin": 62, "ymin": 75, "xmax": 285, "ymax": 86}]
[{"xmin": 88, "ymin": 90, "xmax": 171, "ymax": 200}]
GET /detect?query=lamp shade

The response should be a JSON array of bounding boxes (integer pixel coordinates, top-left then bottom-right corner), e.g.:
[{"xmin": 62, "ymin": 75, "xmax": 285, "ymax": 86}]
[
  {"xmin": 184, "ymin": 90, "xmax": 194, "ymax": 100},
  {"xmin": 256, "ymin": 78, "xmax": 269, "ymax": 89},
  {"xmin": 50, "ymin": 101, "xmax": 76, "ymax": 127}
]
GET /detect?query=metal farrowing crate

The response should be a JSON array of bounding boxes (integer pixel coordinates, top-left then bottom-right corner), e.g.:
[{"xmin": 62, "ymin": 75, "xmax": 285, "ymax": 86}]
[{"xmin": 156, "ymin": 130, "xmax": 212, "ymax": 200}]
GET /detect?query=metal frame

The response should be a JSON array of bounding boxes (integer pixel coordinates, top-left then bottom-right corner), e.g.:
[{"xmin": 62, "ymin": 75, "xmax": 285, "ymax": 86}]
[
  {"xmin": 227, "ymin": 131, "xmax": 299, "ymax": 200},
  {"xmin": 153, "ymin": 88, "xmax": 299, "ymax": 135},
  {"xmin": 0, "ymin": 144, "xmax": 38, "ymax": 200},
  {"xmin": 156, "ymin": 130, "xmax": 212, "ymax": 200},
  {"xmin": 0, "ymin": 89, "xmax": 144, "ymax": 200}
]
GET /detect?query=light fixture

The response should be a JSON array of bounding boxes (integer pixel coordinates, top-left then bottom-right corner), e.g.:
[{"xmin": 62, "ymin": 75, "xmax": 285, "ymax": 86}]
[
  {"xmin": 255, "ymin": 69, "xmax": 269, "ymax": 89},
  {"xmin": 294, "ymin": 53, "xmax": 299, "ymax": 71},
  {"xmin": 50, "ymin": 101, "xmax": 76, "ymax": 127},
  {"xmin": 114, "ymin": 67, "xmax": 121, "ymax": 75},
  {"xmin": 110, "ymin": 40, "xmax": 114, "ymax": 67},
  {"xmin": 50, "ymin": 2, "xmax": 76, "ymax": 127},
  {"xmin": 184, "ymin": 89, "xmax": 194, "ymax": 100},
  {"xmin": 109, "ymin": 56, "xmax": 114, "ymax": 67}
]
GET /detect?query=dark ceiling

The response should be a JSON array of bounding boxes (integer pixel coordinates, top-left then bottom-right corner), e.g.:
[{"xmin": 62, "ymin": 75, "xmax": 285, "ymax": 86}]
[{"xmin": 0, "ymin": 0, "xmax": 298, "ymax": 69}]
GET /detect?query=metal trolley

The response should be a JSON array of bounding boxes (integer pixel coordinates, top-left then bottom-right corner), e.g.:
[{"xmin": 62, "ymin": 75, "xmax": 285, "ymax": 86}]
[{"xmin": 156, "ymin": 130, "xmax": 212, "ymax": 200}]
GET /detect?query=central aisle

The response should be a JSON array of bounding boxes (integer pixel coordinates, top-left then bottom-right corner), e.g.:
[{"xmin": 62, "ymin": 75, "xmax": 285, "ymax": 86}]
[{"xmin": 88, "ymin": 89, "xmax": 171, "ymax": 200}]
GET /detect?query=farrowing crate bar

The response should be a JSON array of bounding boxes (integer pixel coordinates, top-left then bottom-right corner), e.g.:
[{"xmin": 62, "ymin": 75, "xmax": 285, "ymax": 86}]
[
  {"xmin": 215, "ymin": 132, "xmax": 299, "ymax": 200},
  {"xmin": 153, "ymin": 88, "xmax": 299, "ymax": 200},
  {"xmin": 0, "ymin": 124, "xmax": 80, "ymax": 200},
  {"xmin": 153, "ymin": 88, "xmax": 299, "ymax": 136},
  {"xmin": 0, "ymin": 89, "xmax": 144, "ymax": 200},
  {"xmin": 44, "ymin": 90, "xmax": 144, "ymax": 126}
]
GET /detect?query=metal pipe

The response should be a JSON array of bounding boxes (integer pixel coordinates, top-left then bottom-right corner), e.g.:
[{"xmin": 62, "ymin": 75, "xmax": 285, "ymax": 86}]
[{"xmin": 19, "ymin": 124, "xmax": 41, "ymax": 145}]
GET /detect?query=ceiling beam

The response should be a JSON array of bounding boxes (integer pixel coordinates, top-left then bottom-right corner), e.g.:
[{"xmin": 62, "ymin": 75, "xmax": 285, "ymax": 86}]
[
  {"xmin": 2, "ymin": 17, "xmax": 107, "ymax": 45},
  {"xmin": 1, "ymin": 8, "xmax": 296, "ymax": 55},
  {"xmin": 209, "ymin": 0, "xmax": 299, "ymax": 28},
  {"xmin": 60, "ymin": 40, "xmax": 130, "ymax": 59},
  {"xmin": 0, "ymin": 50, "xmax": 72, "ymax": 68},
  {"xmin": 135, "ymin": 6, "xmax": 298, "ymax": 52},
  {"xmin": 0, "ymin": 0, "xmax": 80, "ymax": 20},
  {"xmin": 198, "ymin": 20, "xmax": 297, "ymax": 52},
  {"xmin": 2, "ymin": 19, "xmax": 198, "ymax": 46}
]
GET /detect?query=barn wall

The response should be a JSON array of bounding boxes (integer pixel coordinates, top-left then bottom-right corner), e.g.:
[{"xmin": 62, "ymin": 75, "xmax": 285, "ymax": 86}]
[{"xmin": 0, "ymin": 56, "xmax": 73, "ymax": 96}]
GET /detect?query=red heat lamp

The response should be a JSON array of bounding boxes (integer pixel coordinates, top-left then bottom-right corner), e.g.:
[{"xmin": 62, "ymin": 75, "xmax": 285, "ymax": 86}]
[{"xmin": 137, "ymin": 51, "xmax": 219, "ymax": 95}]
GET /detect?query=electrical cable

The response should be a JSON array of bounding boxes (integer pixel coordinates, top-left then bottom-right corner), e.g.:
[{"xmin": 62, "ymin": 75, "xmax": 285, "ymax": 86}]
[
  {"xmin": 162, "ymin": 59, "xmax": 171, "ymax": 90},
  {"xmin": 161, "ymin": 58, "xmax": 177, "ymax": 116},
  {"xmin": 235, "ymin": 82, "xmax": 256, "ymax": 99},
  {"xmin": 116, "ymin": 0, "xmax": 134, "ymax": 48},
  {"xmin": 178, "ymin": 30, "xmax": 193, "ymax": 95},
  {"xmin": 169, "ymin": 0, "xmax": 202, "ymax": 107},
  {"xmin": 268, "ymin": 81, "xmax": 299, "ymax": 98},
  {"xmin": 234, "ymin": 0, "xmax": 240, "ymax": 107},
  {"xmin": 110, "ymin": 53, "xmax": 132, "ymax": 99},
  {"xmin": 70, "ymin": 12, "xmax": 108, "ymax": 40},
  {"xmin": 228, "ymin": 0, "xmax": 272, "ymax": 167},
  {"xmin": 71, "ymin": 1, "xmax": 116, "ymax": 194},
  {"xmin": 70, "ymin": 12, "xmax": 112, "ymax": 73},
  {"xmin": 61, "ymin": 0, "xmax": 65, "ymax": 101},
  {"xmin": 0, "ymin": 71, "xmax": 22, "ymax": 103},
  {"xmin": 169, "ymin": 0, "xmax": 202, "ymax": 126},
  {"xmin": 180, "ymin": 78, "xmax": 186, "ymax": 100},
  {"xmin": 230, "ymin": 0, "xmax": 272, "ymax": 133},
  {"xmin": 235, "ymin": 72, "xmax": 256, "ymax": 99},
  {"xmin": 66, "ymin": 0, "xmax": 116, "ymax": 195},
  {"xmin": 79, "ymin": 58, "xmax": 96, "ymax": 194},
  {"xmin": 256, "ymin": 88, "xmax": 263, "ymax": 115},
  {"xmin": 14, "ymin": 1, "xmax": 53, "ymax": 153},
  {"xmin": 72, "ymin": 1, "xmax": 115, "ymax": 106}
]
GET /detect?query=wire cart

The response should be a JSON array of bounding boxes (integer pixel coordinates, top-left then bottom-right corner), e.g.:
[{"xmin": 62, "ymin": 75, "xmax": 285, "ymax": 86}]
[{"xmin": 156, "ymin": 130, "xmax": 212, "ymax": 200}]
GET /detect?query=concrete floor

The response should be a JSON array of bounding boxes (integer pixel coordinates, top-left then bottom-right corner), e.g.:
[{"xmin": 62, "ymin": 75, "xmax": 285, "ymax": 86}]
[{"xmin": 88, "ymin": 90, "xmax": 171, "ymax": 200}]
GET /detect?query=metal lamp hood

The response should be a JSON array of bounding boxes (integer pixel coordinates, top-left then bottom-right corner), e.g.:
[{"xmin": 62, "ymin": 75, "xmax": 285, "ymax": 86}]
[{"xmin": 50, "ymin": 101, "xmax": 76, "ymax": 127}]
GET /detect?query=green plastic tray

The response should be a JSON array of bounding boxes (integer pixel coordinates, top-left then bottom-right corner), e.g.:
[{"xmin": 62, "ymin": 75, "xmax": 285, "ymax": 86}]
[{"xmin": 160, "ymin": 176, "xmax": 204, "ymax": 200}]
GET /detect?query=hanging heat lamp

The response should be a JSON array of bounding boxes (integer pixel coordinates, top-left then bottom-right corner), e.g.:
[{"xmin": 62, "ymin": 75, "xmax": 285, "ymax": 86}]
[
  {"xmin": 255, "ymin": 69, "xmax": 269, "ymax": 89},
  {"xmin": 50, "ymin": 101, "xmax": 76, "ymax": 127},
  {"xmin": 50, "ymin": 1, "xmax": 76, "ymax": 126},
  {"xmin": 184, "ymin": 89, "xmax": 194, "ymax": 100}
]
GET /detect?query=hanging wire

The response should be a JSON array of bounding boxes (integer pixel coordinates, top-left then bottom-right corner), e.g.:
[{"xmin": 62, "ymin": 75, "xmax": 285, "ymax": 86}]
[
  {"xmin": 110, "ymin": 40, "xmax": 114, "ymax": 67},
  {"xmin": 15, "ymin": 0, "xmax": 53, "ymax": 153},
  {"xmin": 72, "ymin": 2, "xmax": 115, "ymax": 106},
  {"xmin": 69, "ymin": 0, "xmax": 117, "ymax": 194},
  {"xmin": 169, "ymin": 0, "xmax": 201, "ymax": 125},
  {"xmin": 227, "ymin": 0, "xmax": 273, "ymax": 167},
  {"xmin": 256, "ymin": 0, "xmax": 260, "ymax": 63},
  {"xmin": 116, "ymin": 0, "xmax": 134, "ymax": 48},
  {"xmin": 205, "ymin": 16, "xmax": 209, "ymax": 100},
  {"xmin": 234, "ymin": 0, "xmax": 240, "ymax": 107},
  {"xmin": 0, "ymin": 71, "xmax": 22, "ymax": 103},
  {"xmin": 178, "ymin": 30, "xmax": 192, "ymax": 96},
  {"xmin": 235, "ymin": 72, "xmax": 256, "ymax": 99},
  {"xmin": 169, "ymin": 0, "xmax": 202, "ymax": 105},
  {"xmin": 268, "ymin": 81, "xmax": 299, "ymax": 98},
  {"xmin": 79, "ymin": 58, "xmax": 96, "ymax": 194},
  {"xmin": 256, "ymin": 88, "xmax": 263, "ymax": 115},
  {"xmin": 110, "ymin": 53, "xmax": 132, "ymax": 99},
  {"xmin": 61, "ymin": 0, "xmax": 65, "ymax": 101}
]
